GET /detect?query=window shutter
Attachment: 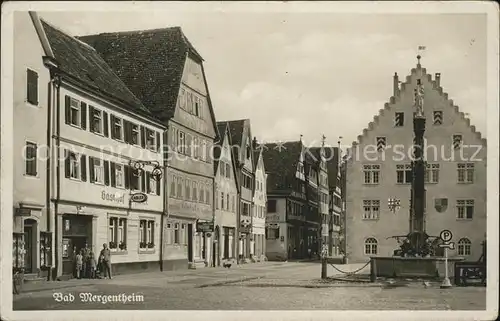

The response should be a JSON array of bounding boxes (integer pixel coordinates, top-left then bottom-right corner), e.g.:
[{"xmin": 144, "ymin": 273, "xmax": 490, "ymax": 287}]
[
  {"xmin": 156, "ymin": 173, "xmax": 161, "ymax": 195},
  {"xmin": 123, "ymin": 120, "xmax": 129, "ymax": 143},
  {"xmin": 110, "ymin": 115, "xmax": 115, "ymax": 139},
  {"xmin": 156, "ymin": 131, "xmax": 161, "ymax": 152},
  {"xmin": 146, "ymin": 171, "xmax": 151, "ymax": 193},
  {"xmin": 140, "ymin": 126, "xmax": 146, "ymax": 148},
  {"xmin": 81, "ymin": 102, "xmax": 87, "ymax": 130},
  {"xmin": 81, "ymin": 154, "xmax": 87, "ymax": 182},
  {"xmin": 89, "ymin": 157, "xmax": 95, "ymax": 183},
  {"xmin": 104, "ymin": 160, "xmax": 110, "ymax": 186},
  {"xmin": 88, "ymin": 106, "xmax": 94, "ymax": 132},
  {"xmin": 65, "ymin": 96, "xmax": 71, "ymax": 124},
  {"xmin": 124, "ymin": 165, "xmax": 130, "ymax": 189},
  {"xmin": 103, "ymin": 111, "xmax": 109, "ymax": 137},
  {"xmin": 141, "ymin": 171, "xmax": 146, "ymax": 192},
  {"xmin": 110, "ymin": 162, "xmax": 116, "ymax": 187},
  {"xmin": 64, "ymin": 149, "xmax": 70, "ymax": 178},
  {"xmin": 27, "ymin": 69, "xmax": 38, "ymax": 105}
]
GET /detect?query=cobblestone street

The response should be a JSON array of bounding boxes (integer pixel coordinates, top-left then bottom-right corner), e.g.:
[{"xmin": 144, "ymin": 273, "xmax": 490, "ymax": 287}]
[{"xmin": 13, "ymin": 262, "xmax": 486, "ymax": 310}]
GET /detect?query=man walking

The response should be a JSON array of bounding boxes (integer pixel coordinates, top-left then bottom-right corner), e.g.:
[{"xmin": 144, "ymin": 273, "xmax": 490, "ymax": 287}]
[{"xmin": 99, "ymin": 243, "xmax": 112, "ymax": 279}]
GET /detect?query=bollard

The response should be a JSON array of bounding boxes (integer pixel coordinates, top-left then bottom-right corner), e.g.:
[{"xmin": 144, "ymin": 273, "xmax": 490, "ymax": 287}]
[
  {"xmin": 370, "ymin": 258, "xmax": 376, "ymax": 282},
  {"xmin": 321, "ymin": 257, "xmax": 327, "ymax": 279}
]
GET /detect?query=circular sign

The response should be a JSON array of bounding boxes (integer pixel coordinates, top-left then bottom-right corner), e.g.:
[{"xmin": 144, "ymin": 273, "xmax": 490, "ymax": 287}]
[
  {"xmin": 439, "ymin": 229, "xmax": 453, "ymax": 242},
  {"xmin": 130, "ymin": 193, "xmax": 148, "ymax": 203}
]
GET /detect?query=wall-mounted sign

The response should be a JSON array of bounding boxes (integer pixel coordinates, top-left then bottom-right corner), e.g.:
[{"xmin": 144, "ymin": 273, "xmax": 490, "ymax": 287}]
[
  {"xmin": 196, "ymin": 221, "xmax": 214, "ymax": 233},
  {"xmin": 101, "ymin": 191, "xmax": 125, "ymax": 204},
  {"xmin": 130, "ymin": 193, "xmax": 148, "ymax": 203},
  {"xmin": 16, "ymin": 208, "xmax": 31, "ymax": 216}
]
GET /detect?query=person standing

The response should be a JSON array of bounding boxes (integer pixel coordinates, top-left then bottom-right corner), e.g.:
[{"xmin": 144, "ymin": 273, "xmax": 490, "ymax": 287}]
[
  {"xmin": 75, "ymin": 250, "xmax": 83, "ymax": 279},
  {"xmin": 99, "ymin": 243, "xmax": 112, "ymax": 279},
  {"xmin": 82, "ymin": 243, "xmax": 91, "ymax": 278}
]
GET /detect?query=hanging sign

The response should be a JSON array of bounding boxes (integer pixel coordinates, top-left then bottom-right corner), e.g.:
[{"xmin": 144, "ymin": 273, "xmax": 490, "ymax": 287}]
[{"xmin": 130, "ymin": 193, "xmax": 148, "ymax": 203}]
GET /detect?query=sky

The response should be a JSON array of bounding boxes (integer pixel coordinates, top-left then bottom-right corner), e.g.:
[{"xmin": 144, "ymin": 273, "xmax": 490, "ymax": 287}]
[{"xmin": 38, "ymin": 9, "xmax": 488, "ymax": 148}]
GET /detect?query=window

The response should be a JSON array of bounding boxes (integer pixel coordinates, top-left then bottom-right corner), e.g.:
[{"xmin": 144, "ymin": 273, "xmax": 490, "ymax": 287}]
[
  {"xmin": 376, "ymin": 137, "xmax": 386, "ymax": 151},
  {"xmin": 453, "ymin": 134, "xmax": 463, "ymax": 150},
  {"xmin": 187, "ymin": 92, "xmax": 194, "ymax": 113},
  {"xmin": 205, "ymin": 187, "xmax": 210, "ymax": 205},
  {"xmin": 433, "ymin": 111, "xmax": 443, "ymax": 125},
  {"xmin": 458, "ymin": 238, "xmax": 471, "ymax": 256},
  {"xmin": 363, "ymin": 200, "xmax": 380, "ymax": 220},
  {"xmin": 174, "ymin": 223, "xmax": 180, "ymax": 244},
  {"xmin": 199, "ymin": 186, "xmax": 204, "ymax": 203},
  {"xmin": 363, "ymin": 164, "xmax": 380, "ymax": 184},
  {"xmin": 425, "ymin": 163, "xmax": 440, "ymax": 183},
  {"xmin": 179, "ymin": 89, "xmax": 186, "ymax": 109},
  {"xmin": 112, "ymin": 116, "xmax": 123, "ymax": 140},
  {"xmin": 220, "ymin": 162, "xmax": 225, "ymax": 177},
  {"xmin": 194, "ymin": 96, "xmax": 200, "ymax": 116},
  {"xmin": 242, "ymin": 202, "xmax": 250, "ymax": 216},
  {"xmin": 39, "ymin": 232, "xmax": 52, "ymax": 267},
  {"xmin": 192, "ymin": 182, "xmax": 197, "ymax": 201},
  {"xmin": 139, "ymin": 220, "xmax": 155, "ymax": 249},
  {"xmin": 396, "ymin": 164, "xmax": 412, "ymax": 184},
  {"xmin": 109, "ymin": 217, "xmax": 127, "ymax": 250},
  {"xmin": 232, "ymin": 195, "xmax": 236, "ymax": 212},
  {"xmin": 69, "ymin": 98, "xmax": 81, "ymax": 127},
  {"xmin": 364, "ymin": 238, "xmax": 378, "ymax": 255},
  {"xmin": 130, "ymin": 169, "xmax": 142, "ymax": 191},
  {"xmin": 131, "ymin": 124, "xmax": 140, "ymax": 145},
  {"xmin": 148, "ymin": 172, "xmax": 157, "ymax": 195},
  {"xmin": 266, "ymin": 228, "xmax": 279, "ymax": 240},
  {"xmin": 25, "ymin": 142, "xmax": 37, "ymax": 176},
  {"xmin": 115, "ymin": 164, "xmax": 124, "ymax": 188},
  {"xmin": 177, "ymin": 177, "xmax": 183, "ymax": 198},
  {"xmin": 226, "ymin": 163, "xmax": 230, "ymax": 178},
  {"xmin": 185, "ymin": 179, "xmax": 191, "ymax": 200},
  {"xmin": 178, "ymin": 131, "xmax": 186, "ymax": 154},
  {"xmin": 226, "ymin": 193, "xmax": 230, "ymax": 210},
  {"xmin": 69, "ymin": 152, "xmax": 80, "ymax": 180},
  {"xmin": 146, "ymin": 129, "xmax": 156, "ymax": 151},
  {"xmin": 90, "ymin": 107, "xmax": 103, "ymax": 134},
  {"xmin": 92, "ymin": 158, "xmax": 104, "ymax": 184},
  {"xmin": 395, "ymin": 112, "xmax": 404, "ymax": 127},
  {"xmin": 457, "ymin": 200, "xmax": 474, "ymax": 220},
  {"xmin": 221, "ymin": 192, "xmax": 225, "ymax": 210},
  {"xmin": 457, "ymin": 163, "xmax": 474, "ymax": 183},
  {"xmin": 267, "ymin": 200, "xmax": 277, "ymax": 212},
  {"xmin": 26, "ymin": 69, "xmax": 38, "ymax": 105},
  {"xmin": 170, "ymin": 176, "xmax": 176, "ymax": 197}
]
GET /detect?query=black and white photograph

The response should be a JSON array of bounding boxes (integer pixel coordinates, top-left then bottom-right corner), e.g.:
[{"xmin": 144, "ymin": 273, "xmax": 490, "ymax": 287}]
[{"xmin": 1, "ymin": 1, "xmax": 498, "ymax": 320}]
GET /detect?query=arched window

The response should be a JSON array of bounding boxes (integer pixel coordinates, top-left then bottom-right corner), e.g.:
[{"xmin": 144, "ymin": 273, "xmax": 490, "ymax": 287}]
[
  {"xmin": 364, "ymin": 238, "xmax": 378, "ymax": 255},
  {"xmin": 458, "ymin": 238, "xmax": 472, "ymax": 256}
]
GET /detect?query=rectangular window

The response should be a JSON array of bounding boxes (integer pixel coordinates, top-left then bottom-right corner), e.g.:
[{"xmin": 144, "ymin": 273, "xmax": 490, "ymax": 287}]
[
  {"xmin": 146, "ymin": 129, "xmax": 156, "ymax": 151},
  {"xmin": 192, "ymin": 182, "xmax": 197, "ymax": 201},
  {"xmin": 396, "ymin": 164, "xmax": 412, "ymax": 184},
  {"xmin": 115, "ymin": 164, "xmax": 124, "ymax": 188},
  {"xmin": 93, "ymin": 158, "xmax": 104, "ymax": 184},
  {"xmin": 179, "ymin": 131, "xmax": 186, "ymax": 154},
  {"xmin": 185, "ymin": 179, "xmax": 191, "ymax": 200},
  {"xmin": 91, "ymin": 107, "xmax": 103, "ymax": 134},
  {"xmin": 25, "ymin": 142, "xmax": 38, "ymax": 176},
  {"xmin": 268, "ymin": 200, "xmax": 277, "ymax": 212},
  {"xmin": 177, "ymin": 177, "xmax": 183, "ymax": 198},
  {"xmin": 131, "ymin": 124, "xmax": 140, "ymax": 145},
  {"xmin": 27, "ymin": 69, "xmax": 38, "ymax": 105},
  {"xmin": 457, "ymin": 200, "xmax": 474, "ymax": 220},
  {"xmin": 199, "ymin": 185, "xmax": 204, "ymax": 203},
  {"xmin": 226, "ymin": 193, "xmax": 230, "ymax": 210},
  {"xmin": 433, "ymin": 111, "xmax": 443, "ymax": 125},
  {"xmin": 170, "ymin": 176, "xmax": 176, "ymax": 197},
  {"xmin": 226, "ymin": 163, "xmax": 230, "ymax": 178},
  {"xmin": 424, "ymin": 163, "xmax": 440, "ymax": 183},
  {"xmin": 376, "ymin": 137, "xmax": 386, "ymax": 151},
  {"xmin": 149, "ymin": 172, "xmax": 157, "ymax": 195},
  {"xmin": 363, "ymin": 164, "xmax": 380, "ymax": 184},
  {"xmin": 453, "ymin": 134, "xmax": 463, "ymax": 150},
  {"xmin": 130, "ymin": 169, "xmax": 142, "ymax": 191},
  {"xmin": 206, "ymin": 187, "xmax": 210, "ymax": 205},
  {"xmin": 457, "ymin": 163, "xmax": 474, "ymax": 183},
  {"xmin": 221, "ymin": 192, "xmax": 225, "ymax": 210},
  {"xmin": 363, "ymin": 200, "xmax": 380, "ymax": 220},
  {"xmin": 69, "ymin": 98, "xmax": 81, "ymax": 127},
  {"xmin": 242, "ymin": 202, "xmax": 250, "ymax": 216},
  {"xmin": 69, "ymin": 152, "xmax": 80, "ymax": 180},
  {"xmin": 108, "ymin": 217, "xmax": 127, "ymax": 250},
  {"xmin": 139, "ymin": 220, "xmax": 155, "ymax": 249},
  {"xmin": 395, "ymin": 112, "xmax": 404, "ymax": 127},
  {"xmin": 112, "ymin": 116, "xmax": 123, "ymax": 140}
]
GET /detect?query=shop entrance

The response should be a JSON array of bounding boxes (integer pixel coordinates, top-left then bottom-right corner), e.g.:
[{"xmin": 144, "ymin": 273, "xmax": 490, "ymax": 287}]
[
  {"xmin": 23, "ymin": 220, "xmax": 36, "ymax": 273},
  {"xmin": 61, "ymin": 214, "xmax": 92, "ymax": 276}
]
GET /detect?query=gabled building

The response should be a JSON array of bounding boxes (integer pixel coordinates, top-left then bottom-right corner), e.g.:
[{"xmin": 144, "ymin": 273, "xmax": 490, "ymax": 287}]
[
  {"xmin": 222, "ymin": 119, "xmax": 255, "ymax": 262},
  {"xmin": 213, "ymin": 122, "xmax": 240, "ymax": 266},
  {"xmin": 345, "ymin": 58, "xmax": 487, "ymax": 263},
  {"xmin": 252, "ymin": 138, "xmax": 267, "ymax": 261},
  {"xmin": 325, "ymin": 146, "xmax": 343, "ymax": 259},
  {"xmin": 262, "ymin": 140, "xmax": 319, "ymax": 260},
  {"xmin": 16, "ymin": 12, "xmax": 167, "ymax": 280},
  {"xmin": 80, "ymin": 26, "xmax": 220, "ymax": 270}
]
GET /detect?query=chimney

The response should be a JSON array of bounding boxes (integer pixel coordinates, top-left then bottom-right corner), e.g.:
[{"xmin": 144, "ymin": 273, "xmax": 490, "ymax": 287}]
[
  {"xmin": 393, "ymin": 72, "xmax": 400, "ymax": 96},
  {"xmin": 252, "ymin": 136, "xmax": 257, "ymax": 150},
  {"xmin": 435, "ymin": 73, "xmax": 441, "ymax": 87}
]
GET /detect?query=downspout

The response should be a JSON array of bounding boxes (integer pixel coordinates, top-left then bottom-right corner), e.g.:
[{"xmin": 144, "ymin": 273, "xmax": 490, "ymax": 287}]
[
  {"xmin": 160, "ymin": 124, "xmax": 169, "ymax": 272},
  {"xmin": 45, "ymin": 74, "xmax": 52, "ymax": 280},
  {"xmin": 54, "ymin": 75, "xmax": 61, "ymax": 278},
  {"xmin": 212, "ymin": 139, "xmax": 220, "ymax": 267}
]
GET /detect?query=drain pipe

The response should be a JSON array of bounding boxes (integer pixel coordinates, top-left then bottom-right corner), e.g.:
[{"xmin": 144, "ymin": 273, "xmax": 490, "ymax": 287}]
[
  {"xmin": 159, "ymin": 124, "xmax": 169, "ymax": 272},
  {"xmin": 45, "ymin": 72, "xmax": 52, "ymax": 280},
  {"xmin": 53, "ymin": 75, "xmax": 61, "ymax": 278}
]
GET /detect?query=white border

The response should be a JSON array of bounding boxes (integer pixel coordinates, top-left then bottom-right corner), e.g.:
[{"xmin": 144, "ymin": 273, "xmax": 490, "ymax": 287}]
[{"xmin": 1, "ymin": 1, "xmax": 499, "ymax": 321}]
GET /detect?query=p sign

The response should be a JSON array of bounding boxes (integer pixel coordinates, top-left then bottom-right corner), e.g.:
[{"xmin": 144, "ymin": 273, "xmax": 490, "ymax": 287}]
[{"xmin": 439, "ymin": 229, "xmax": 453, "ymax": 242}]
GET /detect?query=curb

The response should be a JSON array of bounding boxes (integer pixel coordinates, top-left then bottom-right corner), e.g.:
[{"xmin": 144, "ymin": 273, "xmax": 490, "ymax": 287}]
[{"xmin": 196, "ymin": 276, "xmax": 261, "ymax": 288}]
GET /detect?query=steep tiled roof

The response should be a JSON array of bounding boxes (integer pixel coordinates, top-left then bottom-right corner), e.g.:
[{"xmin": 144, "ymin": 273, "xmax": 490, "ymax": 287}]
[
  {"xmin": 226, "ymin": 119, "xmax": 246, "ymax": 150},
  {"xmin": 214, "ymin": 122, "xmax": 229, "ymax": 173},
  {"xmin": 262, "ymin": 141, "xmax": 303, "ymax": 192},
  {"xmin": 40, "ymin": 20, "xmax": 150, "ymax": 115},
  {"xmin": 78, "ymin": 27, "xmax": 202, "ymax": 121}
]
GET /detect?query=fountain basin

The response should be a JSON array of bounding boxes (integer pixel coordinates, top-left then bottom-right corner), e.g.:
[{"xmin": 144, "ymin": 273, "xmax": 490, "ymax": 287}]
[{"xmin": 371, "ymin": 256, "xmax": 465, "ymax": 279}]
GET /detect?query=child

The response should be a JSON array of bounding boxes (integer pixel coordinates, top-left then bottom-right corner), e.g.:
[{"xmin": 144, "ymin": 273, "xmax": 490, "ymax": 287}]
[
  {"xmin": 89, "ymin": 251, "xmax": 97, "ymax": 279},
  {"xmin": 75, "ymin": 250, "xmax": 83, "ymax": 279}
]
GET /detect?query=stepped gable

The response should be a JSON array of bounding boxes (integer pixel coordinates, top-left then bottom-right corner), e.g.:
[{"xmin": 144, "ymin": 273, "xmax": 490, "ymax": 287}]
[
  {"xmin": 346, "ymin": 63, "xmax": 487, "ymax": 164},
  {"xmin": 39, "ymin": 19, "xmax": 150, "ymax": 115},
  {"xmin": 78, "ymin": 27, "xmax": 205, "ymax": 122},
  {"xmin": 262, "ymin": 141, "xmax": 304, "ymax": 192}
]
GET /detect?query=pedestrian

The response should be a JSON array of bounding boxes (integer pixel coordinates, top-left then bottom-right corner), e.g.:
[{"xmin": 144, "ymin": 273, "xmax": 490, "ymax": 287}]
[
  {"xmin": 99, "ymin": 243, "xmax": 112, "ymax": 279},
  {"xmin": 75, "ymin": 250, "xmax": 83, "ymax": 279},
  {"xmin": 82, "ymin": 243, "xmax": 91, "ymax": 278},
  {"xmin": 89, "ymin": 251, "xmax": 97, "ymax": 279},
  {"xmin": 307, "ymin": 247, "xmax": 312, "ymax": 259}
]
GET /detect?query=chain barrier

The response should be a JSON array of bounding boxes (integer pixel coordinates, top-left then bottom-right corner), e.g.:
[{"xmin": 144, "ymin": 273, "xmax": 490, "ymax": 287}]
[{"xmin": 328, "ymin": 260, "xmax": 371, "ymax": 276}]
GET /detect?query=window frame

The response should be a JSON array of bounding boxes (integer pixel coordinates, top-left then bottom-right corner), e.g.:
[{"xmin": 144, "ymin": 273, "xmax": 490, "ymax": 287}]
[
  {"xmin": 26, "ymin": 68, "xmax": 39, "ymax": 106},
  {"xmin": 69, "ymin": 98, "xmax": 81, "ymax": 128},
  {"xmin": 457, "ymin": 238, "xmax": 472, "ymax": 256},
  {"xmin": 364, "ymin": 238, "xmax": 378, "ymax": 255},
  {"xmin": 24, "ymin": 141, "xmax": 38, "ymax": 177},
  {"xmin": 69, "ymin": 151, "xmax": 81, "ymax": 180},
  {"xmin": 131, "ymin": 123, "xmax": 140, "ymax": 146},
  {"xmin": 115, "ymin": 164, "xmax": 125, "ymax": 188},
  {"xmin": 456, "ymin": 199, "xmax": 474, "ymax": 220},
  {"xmin": 362, "ymin": 200, "xmax": 380, "ymax": 220},
  {"xmin": 112, "ymin": 116, "xmax": 124, "ymax": 141},
  {"xmin": 146, "ymin": 128, "xmax": 156, "ymax": 151},
  {"xmin": 91, "ymin": 107, "xmax": 104, "ymax": 134},
  {"xmin": 93, "ymin": 158, "xmax": 104, "ymax": 184},
  {"xmin": 363, "ymin": 164, "xmax": 380, "ymax": 185}
]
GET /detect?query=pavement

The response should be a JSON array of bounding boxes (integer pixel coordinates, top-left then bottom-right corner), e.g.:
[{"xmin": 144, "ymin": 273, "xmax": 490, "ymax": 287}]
[{"xmin": 10, "ymin": 261, "xmax": 486, "ymax": 310}]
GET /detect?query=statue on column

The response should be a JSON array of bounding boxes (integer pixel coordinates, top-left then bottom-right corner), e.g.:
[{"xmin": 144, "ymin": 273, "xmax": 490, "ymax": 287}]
[{"xmin": 414, "ymin": 79, "xmax": 425, "ymax": 117}]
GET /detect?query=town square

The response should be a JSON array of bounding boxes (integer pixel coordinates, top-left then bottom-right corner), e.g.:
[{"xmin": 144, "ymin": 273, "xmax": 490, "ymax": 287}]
[{"xmin": 1, "ymin": 1, "xmax": 497, "ymax": 320}]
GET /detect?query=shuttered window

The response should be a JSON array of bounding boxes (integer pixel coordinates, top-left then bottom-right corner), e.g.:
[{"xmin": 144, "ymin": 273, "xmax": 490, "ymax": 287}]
[
  {"xmin": 25, "ymin": 142, "xmax": 37, "ymax": 176},
  {"xmin": 26, "ymin": 69, "xmax": 38, "ymax": 105}
]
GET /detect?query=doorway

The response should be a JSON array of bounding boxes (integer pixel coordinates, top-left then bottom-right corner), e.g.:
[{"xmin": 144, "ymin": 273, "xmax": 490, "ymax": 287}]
[
  {"xmin": 23, "ymin": 224, "xmax": 34, "ymax": 273},
  {"xmin": 187, "ymin": 224, "xmax": 193, "ymax": 262}
]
